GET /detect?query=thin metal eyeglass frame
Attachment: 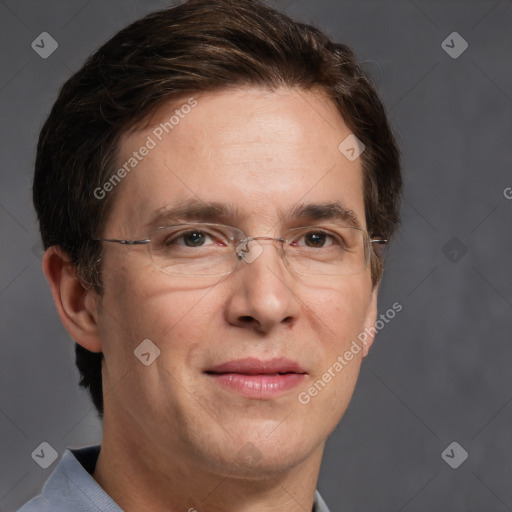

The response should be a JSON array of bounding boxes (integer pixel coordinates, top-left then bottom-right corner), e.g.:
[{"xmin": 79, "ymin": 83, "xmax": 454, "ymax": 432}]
[{"xmin": 93, "ymin": 223, "xmax": 388, "ymax": 277}]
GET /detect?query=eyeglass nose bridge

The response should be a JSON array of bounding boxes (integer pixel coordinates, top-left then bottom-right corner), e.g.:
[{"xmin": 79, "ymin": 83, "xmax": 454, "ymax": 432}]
[{"xmin": 235, "ymin": 236, "xmax": 286, "ymax": 262}]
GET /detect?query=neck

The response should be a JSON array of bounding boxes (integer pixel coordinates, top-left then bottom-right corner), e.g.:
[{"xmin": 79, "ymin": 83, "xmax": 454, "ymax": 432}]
[{"xmin": 93, "ymin": 413, "xmax": 323, "ymax": 512}]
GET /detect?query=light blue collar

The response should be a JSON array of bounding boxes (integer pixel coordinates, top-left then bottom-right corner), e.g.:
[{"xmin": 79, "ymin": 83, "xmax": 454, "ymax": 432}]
[{"xmin": 18, "ymin": 446, "xmax": 330, "ymax": 512}]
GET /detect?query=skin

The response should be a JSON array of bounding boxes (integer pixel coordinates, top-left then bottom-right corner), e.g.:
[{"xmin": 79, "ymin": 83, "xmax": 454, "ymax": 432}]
[{"xmin": 43, "ymin": 86, "xmax": 379, "ymax": 512}]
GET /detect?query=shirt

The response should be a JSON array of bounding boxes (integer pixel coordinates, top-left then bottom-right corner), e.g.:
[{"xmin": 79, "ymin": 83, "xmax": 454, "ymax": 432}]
[{"xmin": 17, "ymin": 445, "xmax": 331, "ymax": 512}]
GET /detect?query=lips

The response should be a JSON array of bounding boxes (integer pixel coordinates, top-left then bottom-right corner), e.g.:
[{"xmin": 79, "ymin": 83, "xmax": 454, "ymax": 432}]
[
  {"xmin": 205, "ymin": 357, "xmax": 307, "ymax": 376},
  {"xmin": 205, "ymin": 357, "xmax": 307, "ymax": 399}
]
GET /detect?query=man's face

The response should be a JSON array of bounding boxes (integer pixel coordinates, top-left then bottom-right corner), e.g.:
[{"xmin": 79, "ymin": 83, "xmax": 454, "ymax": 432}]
[{"xmin": 94, "ymin": 86, "xmax": 377, "ymax": 475}]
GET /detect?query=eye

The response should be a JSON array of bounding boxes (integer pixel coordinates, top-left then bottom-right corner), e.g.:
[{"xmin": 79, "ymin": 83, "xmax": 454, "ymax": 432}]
[
  {"xmin": 293, "ymin": 230, "xmax": 337, "ymax": 249},
  {"xmin": 157, "ymin": 226, "xmax": 231, "ymax": 249},
  {"xmin": 178, "ymin": 230, "xmax": 210, "ymax": 247},
  {"xmin": 168, "ymin": 229, "xmax": 224, "ymax": 247}
]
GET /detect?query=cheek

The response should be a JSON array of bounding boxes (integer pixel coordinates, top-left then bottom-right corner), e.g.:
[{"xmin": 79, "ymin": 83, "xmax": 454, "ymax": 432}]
[
  {"xmin": 98, "ymin": 273, "xmax": 217, "ymax": 418},
  {"xmin": 117, "ymin": 286, "xmax": 211, "ymax": 349},
  {"xmin": 307, "ymin": 278, "xmax": 372, "ymax": 347},
  {"xmin": 98, "ymin": 258, "xmax": 211, "ymax": 367},
  {"xmin": 297, "ymin": 281, "xmax": 371, "ymax": 434}
]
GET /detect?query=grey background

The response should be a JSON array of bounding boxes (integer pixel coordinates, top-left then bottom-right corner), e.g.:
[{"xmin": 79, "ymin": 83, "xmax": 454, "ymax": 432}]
[{"xmin": 0, "ymin": 0, "xmax": 510, "ymax": 510}]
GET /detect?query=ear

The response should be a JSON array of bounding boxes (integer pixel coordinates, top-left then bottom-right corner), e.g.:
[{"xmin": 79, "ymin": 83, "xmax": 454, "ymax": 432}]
[
  {"xmin": 361, "ymin": 284, "xmax": 379, "ymax": 358},
  {"xmin": 42, "ymin": 246, "xmax": 102, "ymax": 353}
]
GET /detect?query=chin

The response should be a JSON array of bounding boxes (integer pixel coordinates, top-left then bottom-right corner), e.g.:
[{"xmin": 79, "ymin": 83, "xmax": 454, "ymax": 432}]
[
  {"xmin": 213, "ymin": 450, "xmax": 312, "ymax": 480},
  {"xmin": 200, "ymin": 427, "xmax": 318, "ymax": 478}
]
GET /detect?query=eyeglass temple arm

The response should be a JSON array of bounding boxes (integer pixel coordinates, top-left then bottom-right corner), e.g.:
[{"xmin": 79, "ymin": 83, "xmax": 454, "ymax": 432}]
[{"xmin": 96, "ymin": 238, "xmax": 151, "ymax": 245}]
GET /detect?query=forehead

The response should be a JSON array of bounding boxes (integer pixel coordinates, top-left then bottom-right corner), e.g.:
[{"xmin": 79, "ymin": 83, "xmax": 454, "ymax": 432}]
[{"xmin": 103, "ymin": 86, "xmax": 366, "ymax": 236}]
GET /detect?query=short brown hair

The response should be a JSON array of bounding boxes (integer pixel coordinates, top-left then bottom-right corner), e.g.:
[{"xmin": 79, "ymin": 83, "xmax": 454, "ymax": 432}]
[{"xmin": 33, "ymin": 0, "xmax": 402, "ymax": 417}]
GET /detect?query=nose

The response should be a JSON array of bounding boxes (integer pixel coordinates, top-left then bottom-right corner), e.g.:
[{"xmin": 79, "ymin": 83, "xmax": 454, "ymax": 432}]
[{"xmin": 224, "ymin": 240, "xmax": 300, "ymax": 333}]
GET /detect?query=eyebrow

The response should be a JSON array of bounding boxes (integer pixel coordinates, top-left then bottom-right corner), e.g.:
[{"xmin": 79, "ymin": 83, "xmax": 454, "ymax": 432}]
[
  {"xmin": 145, "ymin": 200, "xmax": 241, "ymax": 231},
  {"xmin": 145, "ymin": 199, "xmax": 363, "ymax": 231},
  {"xmin": 285, "ymin": 202, "xmax": 362, "ymax": 229}
]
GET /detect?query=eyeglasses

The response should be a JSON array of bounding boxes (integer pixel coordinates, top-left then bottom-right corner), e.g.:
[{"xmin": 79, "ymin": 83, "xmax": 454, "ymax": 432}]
[{"xmin": 95, "ymin": 223, "xmax": 387, "ymax": 278}]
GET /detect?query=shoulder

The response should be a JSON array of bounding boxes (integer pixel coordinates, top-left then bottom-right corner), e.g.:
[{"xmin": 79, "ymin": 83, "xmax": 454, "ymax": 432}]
[
  {"xmin": 15, "ymin": 445, "xmax": 108, "ymax": 512},
  {"xmin": 16, "ymin": 495, "xmax": 51, "ymax": 512}
]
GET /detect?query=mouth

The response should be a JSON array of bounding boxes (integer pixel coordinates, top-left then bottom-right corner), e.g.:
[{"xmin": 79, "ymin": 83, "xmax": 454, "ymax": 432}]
[{"xmin": 204, "ymin": 357, "xmax": 307, "ymax": 399}]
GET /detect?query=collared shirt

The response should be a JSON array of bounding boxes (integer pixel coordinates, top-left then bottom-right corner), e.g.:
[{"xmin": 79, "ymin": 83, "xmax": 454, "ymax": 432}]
[{"xmin": 18, "ymin": 445, "xmax": 330, "ymax": 512}]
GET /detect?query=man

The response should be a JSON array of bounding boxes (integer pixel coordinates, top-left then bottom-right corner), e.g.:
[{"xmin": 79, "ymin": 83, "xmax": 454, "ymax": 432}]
[{"xmin": 20, "ymin": 0, "xmax": 401, "ymax": 510}]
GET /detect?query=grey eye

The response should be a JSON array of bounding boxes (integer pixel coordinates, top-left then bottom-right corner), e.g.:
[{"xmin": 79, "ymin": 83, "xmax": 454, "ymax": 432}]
[{"xmin": 180, "ymin": 231, "xmax": 208, "ymax": 247}]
